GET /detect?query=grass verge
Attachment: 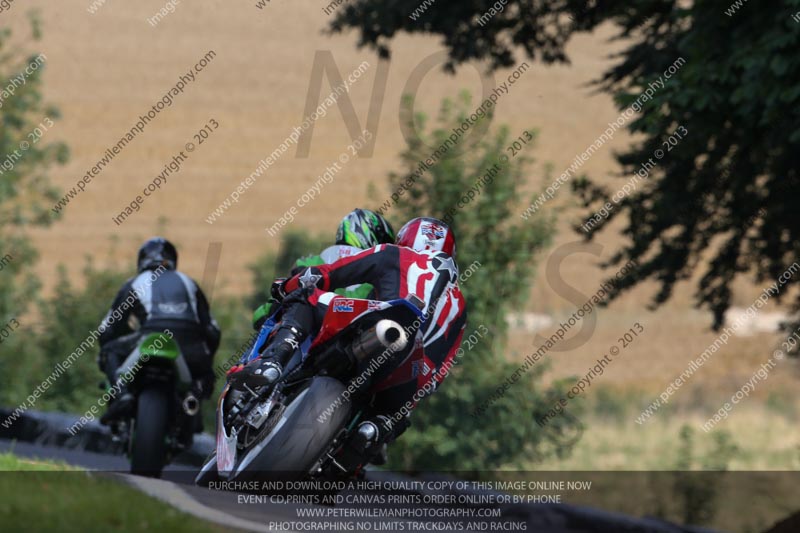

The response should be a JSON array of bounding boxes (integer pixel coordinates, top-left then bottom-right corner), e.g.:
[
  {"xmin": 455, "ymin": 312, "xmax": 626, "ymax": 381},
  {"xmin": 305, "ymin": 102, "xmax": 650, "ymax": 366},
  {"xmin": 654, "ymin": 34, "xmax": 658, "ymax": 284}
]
[{"xmin": 0, "ymin": 453, "xmax": 236, "ymax": 532}]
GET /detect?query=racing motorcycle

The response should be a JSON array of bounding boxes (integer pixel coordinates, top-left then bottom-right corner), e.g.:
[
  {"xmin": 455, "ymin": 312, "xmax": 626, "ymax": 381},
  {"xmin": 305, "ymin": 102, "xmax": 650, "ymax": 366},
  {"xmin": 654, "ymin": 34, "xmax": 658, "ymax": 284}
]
[
  {"xmin": 106, "ymin": 332, "xmax": 202, "ymax": 477},
  {"xmin": 196, "ymin": 293, "xmax": 424, "ymax": 484}
]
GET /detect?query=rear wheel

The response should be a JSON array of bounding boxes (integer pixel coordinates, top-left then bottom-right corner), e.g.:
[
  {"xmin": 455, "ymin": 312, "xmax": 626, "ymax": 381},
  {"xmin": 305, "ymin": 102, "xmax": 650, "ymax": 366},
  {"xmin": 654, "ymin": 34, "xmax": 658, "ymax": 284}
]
[
  {"xmin": 233, "ymin": 376, "xmax": 351, "ymax": 481},
  {"xmin": 130, "ymin": 387, "xmax": 171, "ymax": 477}
]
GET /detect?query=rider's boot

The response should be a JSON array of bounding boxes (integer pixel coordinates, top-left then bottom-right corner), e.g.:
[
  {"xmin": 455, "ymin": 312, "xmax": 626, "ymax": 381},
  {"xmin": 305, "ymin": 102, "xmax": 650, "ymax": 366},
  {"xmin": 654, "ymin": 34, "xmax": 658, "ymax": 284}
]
[
  {"xmin": 246, "ymin": 325, "xmax": 305, "ymax": 386},
  {"xmin": 230, "ymin": 301, "xmax": 312, "ymax": 390}
]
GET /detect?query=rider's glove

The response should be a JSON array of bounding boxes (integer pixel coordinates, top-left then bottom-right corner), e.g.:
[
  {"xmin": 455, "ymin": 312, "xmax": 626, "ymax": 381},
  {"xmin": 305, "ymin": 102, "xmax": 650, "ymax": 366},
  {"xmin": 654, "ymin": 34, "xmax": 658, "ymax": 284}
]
[{"xmin": 270, "ymin": 277, "xmax": 288, "ymax": 302}]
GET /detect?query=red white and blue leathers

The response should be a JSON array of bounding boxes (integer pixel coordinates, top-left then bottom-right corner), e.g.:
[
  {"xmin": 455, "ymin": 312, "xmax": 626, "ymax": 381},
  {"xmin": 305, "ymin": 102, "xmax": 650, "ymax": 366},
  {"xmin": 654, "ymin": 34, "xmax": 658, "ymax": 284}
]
[{"xmin": 283, "ymin": 243, "xmax": 468, "ymax": 415}]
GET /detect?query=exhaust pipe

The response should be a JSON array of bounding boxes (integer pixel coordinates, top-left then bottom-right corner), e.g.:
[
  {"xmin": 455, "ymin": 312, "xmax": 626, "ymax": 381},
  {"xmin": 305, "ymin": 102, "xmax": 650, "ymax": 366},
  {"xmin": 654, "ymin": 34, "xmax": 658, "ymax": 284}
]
[
  {"xmin": 376, "ymin": 320, "xmax": 408, "ymax": 351},
  {"xmin": 351, "ymin": 319, "xmax": 408, "ymax": 362},
  {"xmin": 182, "ymin": 393, "xmax": 200, "ymax": 416}
]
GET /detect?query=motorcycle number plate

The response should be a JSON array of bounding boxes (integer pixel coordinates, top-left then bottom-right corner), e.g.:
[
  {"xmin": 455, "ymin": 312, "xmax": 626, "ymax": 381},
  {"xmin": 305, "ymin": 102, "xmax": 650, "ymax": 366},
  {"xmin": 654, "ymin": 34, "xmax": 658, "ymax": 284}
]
[
  {"xmin": 216, "ymin": 401, "xmax": 238, "ymax": 474},
  {"xmin": 217, "ymin": 428, "xmax": 237, "ymax": 474}
]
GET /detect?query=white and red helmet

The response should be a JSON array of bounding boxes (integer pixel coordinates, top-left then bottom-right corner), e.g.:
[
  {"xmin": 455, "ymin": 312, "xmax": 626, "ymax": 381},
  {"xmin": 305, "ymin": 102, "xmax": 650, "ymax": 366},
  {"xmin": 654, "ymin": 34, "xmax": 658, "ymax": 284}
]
[{"xmin": 395, "ymin": 217, "xmax": 456, "ymax": 257}]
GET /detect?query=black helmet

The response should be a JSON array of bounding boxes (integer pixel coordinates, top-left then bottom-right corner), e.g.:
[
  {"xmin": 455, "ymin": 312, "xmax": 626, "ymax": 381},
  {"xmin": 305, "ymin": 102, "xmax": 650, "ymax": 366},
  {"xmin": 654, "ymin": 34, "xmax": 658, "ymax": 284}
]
[
  {"xmin": 137, "ymin": 237, "xmax": 177, "ymax": 273},
  {"xmin": 335, "ymin": 208, "xmax": 396, "ymax": 249}
]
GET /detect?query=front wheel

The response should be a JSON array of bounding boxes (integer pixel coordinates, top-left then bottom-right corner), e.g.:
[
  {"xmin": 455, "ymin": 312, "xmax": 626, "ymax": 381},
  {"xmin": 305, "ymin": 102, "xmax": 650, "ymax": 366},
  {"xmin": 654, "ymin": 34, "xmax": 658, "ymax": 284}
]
[{"xmin": 130, "ymin": 387, "xmax": 170, "ymax": 477}]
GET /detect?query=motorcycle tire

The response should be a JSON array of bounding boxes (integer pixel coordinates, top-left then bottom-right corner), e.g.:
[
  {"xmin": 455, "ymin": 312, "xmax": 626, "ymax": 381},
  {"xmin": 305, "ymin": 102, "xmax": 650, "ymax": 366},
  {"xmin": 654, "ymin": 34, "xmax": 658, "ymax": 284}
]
[{"xmin": 130, "ymin": 387, "xmax": 171, "ymax": 477}]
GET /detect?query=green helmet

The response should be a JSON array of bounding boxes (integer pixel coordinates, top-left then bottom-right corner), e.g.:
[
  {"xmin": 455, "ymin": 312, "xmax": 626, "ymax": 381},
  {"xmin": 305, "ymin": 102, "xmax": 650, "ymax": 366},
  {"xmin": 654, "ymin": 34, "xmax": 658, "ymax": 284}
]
[{"xmin": 335, "ymin": 208, "xmax": 396, "ymax": 249}]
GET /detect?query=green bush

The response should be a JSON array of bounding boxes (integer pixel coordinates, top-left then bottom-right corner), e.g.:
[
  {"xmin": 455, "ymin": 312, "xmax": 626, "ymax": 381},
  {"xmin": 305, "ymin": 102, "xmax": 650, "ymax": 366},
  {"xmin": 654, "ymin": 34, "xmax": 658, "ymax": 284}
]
[{"xmin": 33, "ymin": 261, "xmax": 128, "ymax": 413}]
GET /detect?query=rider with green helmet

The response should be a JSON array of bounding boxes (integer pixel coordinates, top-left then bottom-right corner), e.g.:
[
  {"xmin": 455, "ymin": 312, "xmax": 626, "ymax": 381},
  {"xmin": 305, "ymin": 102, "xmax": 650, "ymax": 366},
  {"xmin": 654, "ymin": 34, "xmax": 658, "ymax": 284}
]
[{"xmin": 252, "ymin": 209, "xmax": 395, "ymax": 329}]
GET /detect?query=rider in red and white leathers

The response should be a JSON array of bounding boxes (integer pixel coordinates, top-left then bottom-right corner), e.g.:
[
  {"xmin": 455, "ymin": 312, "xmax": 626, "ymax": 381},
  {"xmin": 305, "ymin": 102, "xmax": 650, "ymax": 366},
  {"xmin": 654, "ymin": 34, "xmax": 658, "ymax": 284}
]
[{"xmin": 230, "ymin": 217, "xmax": 467, "ymax": 455}]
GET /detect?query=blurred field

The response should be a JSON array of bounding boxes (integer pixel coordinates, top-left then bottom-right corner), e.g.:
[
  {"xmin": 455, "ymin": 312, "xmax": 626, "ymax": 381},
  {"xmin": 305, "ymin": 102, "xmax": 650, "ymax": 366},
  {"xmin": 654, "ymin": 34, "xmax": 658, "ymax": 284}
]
[{"xmin": 7, "ymin": 1, "xmax": 799, "ymax": 467}]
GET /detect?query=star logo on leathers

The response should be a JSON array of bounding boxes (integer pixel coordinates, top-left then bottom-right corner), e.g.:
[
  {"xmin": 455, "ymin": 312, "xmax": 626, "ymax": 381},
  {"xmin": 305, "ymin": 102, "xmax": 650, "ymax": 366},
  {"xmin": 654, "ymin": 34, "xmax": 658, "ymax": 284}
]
[
  {"xmin": 298, "ymin": 268, "xmax": 322, "ymax": 289},
  {"xmin": 435, "ymin": 255, "xmax": 458, "ymax": 282}
]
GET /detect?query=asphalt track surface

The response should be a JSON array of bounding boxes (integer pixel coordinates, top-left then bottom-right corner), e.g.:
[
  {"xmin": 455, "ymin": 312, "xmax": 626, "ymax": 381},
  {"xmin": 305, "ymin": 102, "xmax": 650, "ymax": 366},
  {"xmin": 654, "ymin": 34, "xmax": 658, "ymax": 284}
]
[{"xmin": 2, "ymin": 438, "xmax": 721, "ymax": 533}]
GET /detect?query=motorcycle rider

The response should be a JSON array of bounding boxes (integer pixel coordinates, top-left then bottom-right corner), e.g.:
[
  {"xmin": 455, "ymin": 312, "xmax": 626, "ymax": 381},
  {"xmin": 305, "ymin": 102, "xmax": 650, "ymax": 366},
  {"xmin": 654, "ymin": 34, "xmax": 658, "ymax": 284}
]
[
  {"xmin": 251, "ymin": 208, "xmax": 396, "ymax": 330},
  {"xmin": 98, "ymin": 237, "xmax": 221, "ymax": 424},
  {"xmin": 229, "ymin": 217, "xmax": 467, "ymax": 459}
]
